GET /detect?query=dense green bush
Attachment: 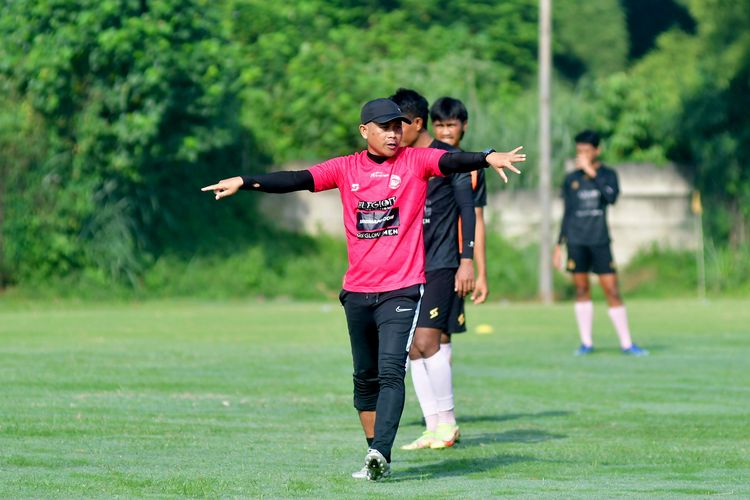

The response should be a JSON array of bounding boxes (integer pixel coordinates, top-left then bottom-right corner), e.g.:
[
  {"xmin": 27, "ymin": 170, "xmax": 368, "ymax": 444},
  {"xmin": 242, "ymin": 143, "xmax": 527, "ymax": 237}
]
[
  {"xmin": 0, "ymin": 0, "xmax": 256, "ymax": 287},
  {"xmin": 620, "ymin": 246, "xmax": 698, "ymax": 298},
  {"xmin": 619, "ymin": 244, "xmax": 750, "ymax": 298},
  {"xmin": 9, "ymin": 228, "xmax": 348, "ymax": 301}
]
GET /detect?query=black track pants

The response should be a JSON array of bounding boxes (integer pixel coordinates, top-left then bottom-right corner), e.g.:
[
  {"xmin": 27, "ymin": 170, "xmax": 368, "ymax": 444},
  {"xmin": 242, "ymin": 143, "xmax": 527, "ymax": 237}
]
[{"xmin": 340, "ymin": 284, "xmax": 423, "ymax": 460}]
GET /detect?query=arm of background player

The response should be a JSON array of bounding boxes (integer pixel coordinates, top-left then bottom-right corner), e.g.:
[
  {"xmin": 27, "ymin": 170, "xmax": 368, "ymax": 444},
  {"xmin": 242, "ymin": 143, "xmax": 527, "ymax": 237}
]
[
  {"xmin": 471, "ymin": 207, "xmax": 488, "ymax": 304},
  {"xmin": 452, "ymin": 175, "xmax": 476, "ymax": 261},
  {"xmin": 557, "ymin": 178, "xmax": 572, "ymax": 245},
  {"xmin": 201, "ymin": 170, "xmax": 314, "ymax": 200},
  {"xmin": 593, "ymin": 170, "xmax": 619, "ymax": 204},
  {"xmin": 452, "ymin": 174, "xmax": 476, "ymax": 297},
  {"xmin": 553, "ymin": 181, "xmax": 570, "ymax": 270}
]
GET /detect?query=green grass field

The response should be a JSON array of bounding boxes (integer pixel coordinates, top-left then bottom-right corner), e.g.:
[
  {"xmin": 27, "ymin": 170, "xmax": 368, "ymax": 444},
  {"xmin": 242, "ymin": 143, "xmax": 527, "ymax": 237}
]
[{"xmin": 1, "ymin": 298, "xmax": 748, "ymax": 497}]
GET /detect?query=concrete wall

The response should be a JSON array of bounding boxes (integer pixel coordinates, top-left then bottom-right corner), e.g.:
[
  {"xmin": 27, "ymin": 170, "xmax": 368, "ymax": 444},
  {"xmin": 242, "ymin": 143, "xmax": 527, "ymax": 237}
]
[
  {"xmin": 259, "ymin": 163, "xmax": 697, "ymax": 265},
  {"xmin": 490, "ymin": 163, "xmax": 697, "ymax": 264}
]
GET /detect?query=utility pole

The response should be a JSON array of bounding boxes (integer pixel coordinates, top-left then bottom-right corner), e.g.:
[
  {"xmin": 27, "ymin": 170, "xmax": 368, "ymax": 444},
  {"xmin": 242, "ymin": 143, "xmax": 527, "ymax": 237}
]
[{"xmin": 538, "ymin": 0, "xmax": 553, "ymax": 304}]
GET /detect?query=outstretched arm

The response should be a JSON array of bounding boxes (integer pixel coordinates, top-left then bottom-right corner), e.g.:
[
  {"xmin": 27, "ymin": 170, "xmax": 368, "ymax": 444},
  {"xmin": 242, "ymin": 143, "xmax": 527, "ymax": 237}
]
[
  {"xmin": 438, "ymin": 147, "xmax": 525, "ymax": 182},
  {"xmin": 201, "ymin": 170, "xmax": 315, "ymax": 200}
]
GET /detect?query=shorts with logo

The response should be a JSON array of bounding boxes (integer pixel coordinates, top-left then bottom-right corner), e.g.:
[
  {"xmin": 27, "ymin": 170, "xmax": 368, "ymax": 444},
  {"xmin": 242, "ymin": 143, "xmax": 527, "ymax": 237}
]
[
  {"xmin": 417, "ymin": 268, "xmax": 465, "ymax": 333},
  {"xmin": 447, "ymin": 291, "xmax": 467, "ymax": 334},
  {"xmin": 566, "ymin": 243, "xmax": 617, "ymax": 274}
]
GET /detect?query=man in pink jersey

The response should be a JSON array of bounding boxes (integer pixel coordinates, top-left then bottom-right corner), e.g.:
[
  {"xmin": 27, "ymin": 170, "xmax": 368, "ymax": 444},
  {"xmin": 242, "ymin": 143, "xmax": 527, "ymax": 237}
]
[{"xmin": 202, "ymin": 97, "xmax": 525, "ymax": 481}]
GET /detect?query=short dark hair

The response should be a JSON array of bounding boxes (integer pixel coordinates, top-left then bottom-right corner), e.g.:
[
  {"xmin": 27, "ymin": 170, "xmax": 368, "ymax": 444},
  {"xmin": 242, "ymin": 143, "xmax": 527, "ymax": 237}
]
[
  {"xmin": 430, "ymin": 97, "xmax": 468, "ymax": 123},
  {"xmin": 574, "ymin": 130, "xmax": 600, "ymax": 147},
  {"xmin": 389, "ymin": 88, "xmax": 429, "ymax": 126}
]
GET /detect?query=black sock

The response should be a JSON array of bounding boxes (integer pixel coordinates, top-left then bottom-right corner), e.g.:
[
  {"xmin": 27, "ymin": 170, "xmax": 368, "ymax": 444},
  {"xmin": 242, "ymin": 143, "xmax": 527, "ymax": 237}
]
[{"xmin": 366, "ymin": 437, "xmax": 374, "ymax": 447}]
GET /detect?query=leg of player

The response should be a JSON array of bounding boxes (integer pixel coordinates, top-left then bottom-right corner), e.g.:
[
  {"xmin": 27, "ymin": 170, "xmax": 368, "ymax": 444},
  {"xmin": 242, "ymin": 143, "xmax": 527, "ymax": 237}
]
[
  {"xmin": 402, "ymin": 328, "xmax": 441, "ymax": 450},
  {"xmin": 340, "ymin": 291, "xmax": 380, "ymax": 478},
  {"xmin": 402, "ymin": 325, "xmax": 458, "ymax": 449},
  {"xmin": 440, "ymin": 332, "xmax": 452, "ymax": 363},
  {"xmin": 365, "ymin": 286, "xmax": 422, "ymax": 480},
  {"xmin": 426, "ymin": 331, "xmax": 459, "ymax": 449},
  {"xmin": 573, "ymin": 272, "xmax": 594, "ymax": 355},
  {"xmin": 599, "ymin": 273, "xmax": 648, "ymax": 356}
]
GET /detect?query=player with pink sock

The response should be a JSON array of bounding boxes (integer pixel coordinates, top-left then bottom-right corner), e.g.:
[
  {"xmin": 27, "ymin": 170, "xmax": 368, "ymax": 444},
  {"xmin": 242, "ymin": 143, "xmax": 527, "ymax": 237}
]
[{"xmin": 553, "ymin": 130, "xmax": 647, "ymax": 356}]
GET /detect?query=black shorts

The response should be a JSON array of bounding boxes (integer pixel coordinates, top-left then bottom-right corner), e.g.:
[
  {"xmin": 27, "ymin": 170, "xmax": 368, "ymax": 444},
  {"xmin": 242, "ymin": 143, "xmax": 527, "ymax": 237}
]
[
  {"xmin": 446, "ymin": 291, "xmax": 467, "ymax": 335},
  {"xmin": 417, "ymin": 268, "xmax": 465, "ymax": 333},
  {"xmin": 566, "ymin": 244, "xmax": 617, "ymax": 274}
]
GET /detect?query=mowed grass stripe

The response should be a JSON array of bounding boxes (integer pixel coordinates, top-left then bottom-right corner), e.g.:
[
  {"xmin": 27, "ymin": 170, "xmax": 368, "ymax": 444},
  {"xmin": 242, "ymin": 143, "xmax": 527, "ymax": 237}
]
[{"xmin": 0, "ymin": 299, "xmax": 748, "ymax": 497}]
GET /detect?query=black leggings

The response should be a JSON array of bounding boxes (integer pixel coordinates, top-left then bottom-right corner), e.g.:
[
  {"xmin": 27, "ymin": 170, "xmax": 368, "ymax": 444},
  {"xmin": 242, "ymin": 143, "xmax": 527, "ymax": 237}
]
[{"xmin": 340, "ymin": 284, "xmax": 423, "ymax": 459}]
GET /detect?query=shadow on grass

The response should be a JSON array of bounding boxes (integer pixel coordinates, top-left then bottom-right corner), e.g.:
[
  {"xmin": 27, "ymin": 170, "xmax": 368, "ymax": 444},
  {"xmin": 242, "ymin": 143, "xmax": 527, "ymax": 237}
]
[
  {"xmin": 404, "ymin": 409, "xmax": 571, "ymax": 427},
  {"xmin": 456, "ymin": 428, "xmax": 566, "ymax": 448},
  {"xmin": 573, "ymin": 344, "xmax": 664, "ymax": 355},
  {"xmin": 392, "ymin": 453, "xmax": 536, "ymax": 481}
]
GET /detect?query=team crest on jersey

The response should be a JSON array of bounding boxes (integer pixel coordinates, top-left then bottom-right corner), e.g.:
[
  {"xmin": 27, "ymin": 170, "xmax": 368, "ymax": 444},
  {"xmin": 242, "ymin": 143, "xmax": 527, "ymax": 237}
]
[
  {"xmin": 571, "ymin": 180, "xmax": 580, "ymax": 190},
  {"xmin": 389, "ymin": 174, "xmax": 401, "ymax": 189},
  {"xmin": 351, "ymin": 183, "xmax": 359, "ymax": 191},
  {"xmin": 429, "ymin": 307, "xmax": 439, "ymax": 319}
]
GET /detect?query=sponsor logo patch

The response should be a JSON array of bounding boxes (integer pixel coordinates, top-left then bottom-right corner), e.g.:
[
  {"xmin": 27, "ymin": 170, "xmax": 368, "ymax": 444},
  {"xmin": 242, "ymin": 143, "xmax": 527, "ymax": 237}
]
[
  {"xmin": 567, "ymin": 259, "xmax": 576, "ymax": 270},
  {"xmin": 357, "ymin": 228, "xmax": 399, "ymax": 239},
  {"xmin": 395, "ymin": 306, "xmax": 413, "ymax": 313},
  {"xmin": 429, "ymin": 307, "xmax": 439, "ymax": 319},
  {"xmin": 356, "ymin": 207, "xmax": 400, "ymax": 232},
  {"xmin": 356, "ymin": 197, "xmax": 400, "ymax": 239},
  {"xmin": 358, "ymin": 197, "xmax": 396, "ymax": 210},
  {"xmin": 351, "ymin": 183, "xmax": 359, "ymax": 191}
]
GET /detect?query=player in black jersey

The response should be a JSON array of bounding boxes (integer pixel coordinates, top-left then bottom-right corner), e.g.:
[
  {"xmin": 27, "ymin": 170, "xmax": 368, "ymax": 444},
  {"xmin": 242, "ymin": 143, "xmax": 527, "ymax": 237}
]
[
  {"xmin": 553, "ymin": 130, "xmax": 648, "ymax": 356},
  {"xmin": 431, "ymin": 97, "xmax": 489, "ymax": 352},
  {"xmin": 390, "ymin": 89, "xmax": 473, "ymax": 450}
]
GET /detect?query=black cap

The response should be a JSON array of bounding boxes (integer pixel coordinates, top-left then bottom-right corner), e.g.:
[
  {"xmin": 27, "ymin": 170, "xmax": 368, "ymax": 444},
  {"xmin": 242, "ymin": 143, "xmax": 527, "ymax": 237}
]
[{"xmin": 360, "ymin": 98, "xmax": 412, "ymax": 125}]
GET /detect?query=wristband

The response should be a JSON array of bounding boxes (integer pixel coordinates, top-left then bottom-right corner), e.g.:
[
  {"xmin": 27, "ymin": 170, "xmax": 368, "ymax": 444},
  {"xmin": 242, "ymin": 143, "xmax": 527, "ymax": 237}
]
[{"xmin": 482, "ymin": 148, "xmax": 496, "ymax": 165}]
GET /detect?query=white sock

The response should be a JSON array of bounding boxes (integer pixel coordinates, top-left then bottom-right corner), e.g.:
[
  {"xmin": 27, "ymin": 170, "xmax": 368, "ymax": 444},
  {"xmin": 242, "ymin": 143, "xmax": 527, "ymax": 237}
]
[
  {"xmin": 574, "ymin": 301, "xmax": 594, "ymax": 347},
  {"xmin": 409, "ymin": 358, "xmax": 438, "ymax": 431},
  {"xmin": 439, "ymin": 342, "xmax": 452, "ymax": 364},
  {"xmin": 608, "ymin": 305, "xmax": 633, "ymax": 349},
  {"xmin": 423, "ymin": 349, "xmax": 455, "ymax": 425}
]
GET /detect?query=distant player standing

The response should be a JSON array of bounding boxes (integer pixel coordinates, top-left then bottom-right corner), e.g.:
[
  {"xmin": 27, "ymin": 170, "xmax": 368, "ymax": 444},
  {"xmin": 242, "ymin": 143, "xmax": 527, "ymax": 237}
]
[
  {"xmin": 553, "ymin": 130, "xmax": 647, "ymax": 356},
  {"xmin": 202, "ymin": 97, "xmax": 525, "ymax": 480},
  {"xmin": 389, "ymin": 89, "xmax": 475, "ymax": 451}
]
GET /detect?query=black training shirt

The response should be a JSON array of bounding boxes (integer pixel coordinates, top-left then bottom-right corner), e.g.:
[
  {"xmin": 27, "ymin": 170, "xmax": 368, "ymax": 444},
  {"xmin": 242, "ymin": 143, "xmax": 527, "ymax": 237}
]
[
  {"xmin": 558, "ymin": 165, "xmax": 619, "ymax": 246},
  {"xmin": 423, "ymin": 139, "xmax": 476, "ymax": 272}
]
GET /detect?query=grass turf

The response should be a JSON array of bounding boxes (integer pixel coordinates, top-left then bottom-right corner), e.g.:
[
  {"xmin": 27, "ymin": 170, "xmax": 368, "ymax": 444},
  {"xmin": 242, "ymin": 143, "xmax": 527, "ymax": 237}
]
[{"xmin": 0, "ymin": 298, "xmax": 748, "ymax": 497}]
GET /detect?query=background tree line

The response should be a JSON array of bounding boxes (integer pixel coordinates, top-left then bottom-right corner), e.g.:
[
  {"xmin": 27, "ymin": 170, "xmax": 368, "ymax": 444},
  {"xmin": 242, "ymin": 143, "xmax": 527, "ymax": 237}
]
[{"xmin": 0, "ymin": 0, "xmax": 747, "ymax": 296}]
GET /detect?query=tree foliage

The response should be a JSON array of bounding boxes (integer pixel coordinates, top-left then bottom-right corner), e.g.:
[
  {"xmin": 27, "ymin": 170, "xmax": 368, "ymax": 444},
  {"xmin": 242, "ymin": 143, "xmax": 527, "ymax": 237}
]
[
  {"xmin": 1, "ymin": 0, "xmax": 745, "ymax": 293},
  {"xmin": 554, "ymin": 0, "xmax": 628, "ymax": 79},
  {"xmin": 0, "ymin": 0, "xmax": 254, "ymax": 285},
  {"xmin": 582, "ymin": 0, "xmax": 750, "ymax": 245},
  {"xmin": 223, "ymin": 0, "xmax": 539, "ymax": 163}
]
